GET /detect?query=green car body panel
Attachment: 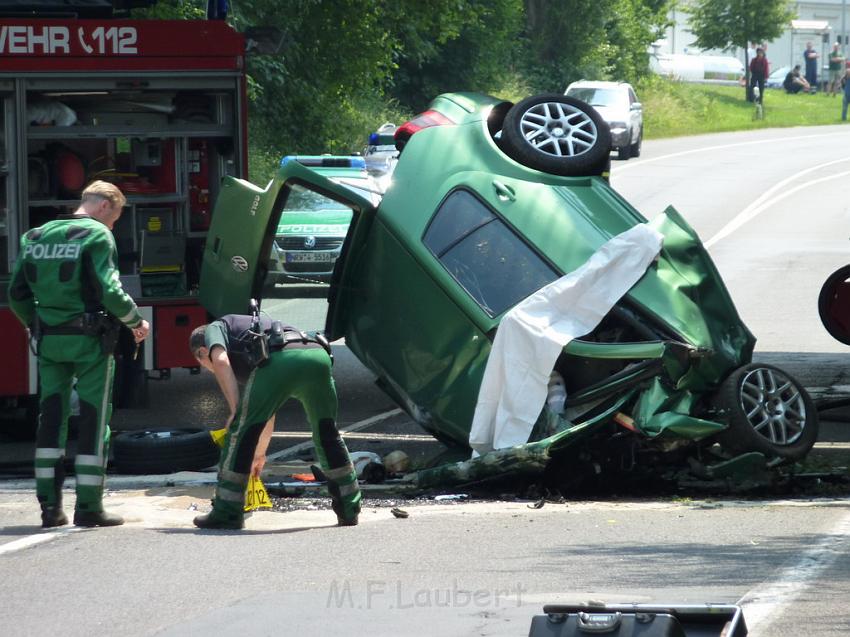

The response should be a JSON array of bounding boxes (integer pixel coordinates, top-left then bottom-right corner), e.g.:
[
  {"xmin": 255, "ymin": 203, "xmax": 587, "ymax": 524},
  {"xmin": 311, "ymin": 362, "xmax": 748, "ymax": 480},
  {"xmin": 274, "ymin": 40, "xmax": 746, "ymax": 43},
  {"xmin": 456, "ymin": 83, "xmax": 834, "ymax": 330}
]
[{"xmin": 200, "ymin": 91, "xmax": 767, "ymax": 480}]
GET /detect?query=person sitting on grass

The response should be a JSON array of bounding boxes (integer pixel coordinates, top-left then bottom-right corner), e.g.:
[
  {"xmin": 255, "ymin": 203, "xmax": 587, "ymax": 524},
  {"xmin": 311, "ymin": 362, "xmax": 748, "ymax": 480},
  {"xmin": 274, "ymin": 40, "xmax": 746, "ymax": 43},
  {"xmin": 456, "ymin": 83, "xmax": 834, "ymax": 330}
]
[{"xmin": 783, "ymin": 65, "xmax": 811, "ymax": 94}]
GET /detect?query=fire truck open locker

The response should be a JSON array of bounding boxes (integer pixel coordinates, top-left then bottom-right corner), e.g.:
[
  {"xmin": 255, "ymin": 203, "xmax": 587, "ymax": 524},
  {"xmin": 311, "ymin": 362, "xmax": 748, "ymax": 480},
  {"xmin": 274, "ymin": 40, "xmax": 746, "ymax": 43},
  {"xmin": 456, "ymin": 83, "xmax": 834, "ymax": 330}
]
[{"xmin": 0, "ymin": 18, "xmax": 247, "ymax": 432}]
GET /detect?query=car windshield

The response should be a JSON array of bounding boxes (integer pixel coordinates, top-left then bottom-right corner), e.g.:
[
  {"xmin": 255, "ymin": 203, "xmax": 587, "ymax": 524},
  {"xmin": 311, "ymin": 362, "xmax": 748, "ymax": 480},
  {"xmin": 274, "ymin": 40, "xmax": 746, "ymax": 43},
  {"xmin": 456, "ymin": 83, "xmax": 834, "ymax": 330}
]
[
  {"xmin": 567, "ymin": 87, "xmax": 626, "ymax": 108},
  {"xmin": 285, "ymin": 177, "xmax": 378, "ymax": 211}
]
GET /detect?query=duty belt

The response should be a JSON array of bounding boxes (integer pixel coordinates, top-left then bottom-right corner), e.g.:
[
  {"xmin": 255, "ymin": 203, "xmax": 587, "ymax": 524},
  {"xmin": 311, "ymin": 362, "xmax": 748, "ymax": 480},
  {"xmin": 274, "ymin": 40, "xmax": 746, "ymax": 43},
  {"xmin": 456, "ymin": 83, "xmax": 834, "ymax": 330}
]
[
  {"xmin": 33, "ymin": 312, "xmax": 121, "ymax": 355},
  {"xmin": 269, "ymin": 329, "xmax": 333, "ymax": 360},
  {"xmin": 38, "ymin": 315, "xmax": 92, "ymax": 336}
]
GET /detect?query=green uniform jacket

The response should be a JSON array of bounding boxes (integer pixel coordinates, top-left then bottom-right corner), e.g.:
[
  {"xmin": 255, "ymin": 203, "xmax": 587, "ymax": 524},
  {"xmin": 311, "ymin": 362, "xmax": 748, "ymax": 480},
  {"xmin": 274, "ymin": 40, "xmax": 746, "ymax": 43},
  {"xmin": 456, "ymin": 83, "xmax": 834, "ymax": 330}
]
[{"xmin": 7, "ymin": 214, "xmax": 143, "ymax": 329}]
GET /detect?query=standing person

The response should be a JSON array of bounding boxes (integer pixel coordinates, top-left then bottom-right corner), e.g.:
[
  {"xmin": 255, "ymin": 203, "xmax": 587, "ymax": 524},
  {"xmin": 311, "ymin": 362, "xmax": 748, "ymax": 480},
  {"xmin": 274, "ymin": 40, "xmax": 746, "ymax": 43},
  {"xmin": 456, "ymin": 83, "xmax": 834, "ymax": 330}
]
[
  {"xmin": 7, "ymin": 181, "xmax": 150, "ymax": 528},
  {"xmin": 803, "ymin": 42, "xmax": 819, "ymax": 91},
  {"xmin": 828, "ymin": 43, "xmax": 845, "ymax": 96},
  {"xmin": 842, "ymin": 69, "xmax": 850, "ymax": 120},
  {"xmin": 749, "ymin": 48, "xmax": 769, "ymax": 104},
  {"xmin": 189, "ymin": 314, "xmax": 361, "ymax": 529}
]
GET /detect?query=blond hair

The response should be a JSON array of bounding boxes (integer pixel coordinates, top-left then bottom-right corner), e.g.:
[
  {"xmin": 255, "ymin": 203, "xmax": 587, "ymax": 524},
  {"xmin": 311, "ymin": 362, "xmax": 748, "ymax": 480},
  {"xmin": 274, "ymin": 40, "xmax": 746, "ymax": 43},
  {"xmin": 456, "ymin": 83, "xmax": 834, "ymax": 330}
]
[{"xmin": 81, "ymin": 180, "xmax": 127, "ymax": 209}]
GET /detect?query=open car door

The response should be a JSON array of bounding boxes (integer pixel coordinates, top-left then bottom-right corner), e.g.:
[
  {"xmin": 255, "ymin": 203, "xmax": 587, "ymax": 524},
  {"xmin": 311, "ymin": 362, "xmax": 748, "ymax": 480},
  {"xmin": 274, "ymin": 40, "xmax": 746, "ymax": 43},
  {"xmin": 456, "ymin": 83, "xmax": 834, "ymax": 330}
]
[{"xmin": 199, "ymin": 160, "xmax": 377, "ymax": 319}]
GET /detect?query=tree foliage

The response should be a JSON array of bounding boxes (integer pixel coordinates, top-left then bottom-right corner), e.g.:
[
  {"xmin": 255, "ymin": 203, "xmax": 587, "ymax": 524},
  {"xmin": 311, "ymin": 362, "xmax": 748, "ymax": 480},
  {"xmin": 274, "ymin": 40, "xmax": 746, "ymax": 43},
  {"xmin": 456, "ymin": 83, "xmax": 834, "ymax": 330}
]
[
  {"xmin": 688, "ymin": 0, "xmax": 795, "ymax": 91},
  {"xmin": 689, "ymin": 0, "xmax": 793, "ymax": 52},
  {"xmin": 134, "ymin": 0, "xmax": 673, "ymax": 171}
]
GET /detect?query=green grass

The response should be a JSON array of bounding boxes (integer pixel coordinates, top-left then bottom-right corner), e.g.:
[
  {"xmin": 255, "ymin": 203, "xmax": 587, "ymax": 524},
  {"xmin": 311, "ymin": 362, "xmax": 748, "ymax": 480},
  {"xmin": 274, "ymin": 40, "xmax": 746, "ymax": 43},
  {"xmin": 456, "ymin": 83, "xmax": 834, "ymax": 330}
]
[{"xmin": 636, "ymin": 76, "xmax": 849, "ymax": 139}]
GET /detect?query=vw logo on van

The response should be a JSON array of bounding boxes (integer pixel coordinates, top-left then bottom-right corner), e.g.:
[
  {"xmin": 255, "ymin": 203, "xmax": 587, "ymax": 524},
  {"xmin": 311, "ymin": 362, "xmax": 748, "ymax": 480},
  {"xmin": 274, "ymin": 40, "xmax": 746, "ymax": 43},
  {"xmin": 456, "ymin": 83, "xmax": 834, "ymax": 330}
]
[
  {"xmin": 231, "ymin": 255, "xmax": 249, "ymax": 272},
  {"xmin": 304, "ymin": 236, "xmax": 317, "ymax": 249}
]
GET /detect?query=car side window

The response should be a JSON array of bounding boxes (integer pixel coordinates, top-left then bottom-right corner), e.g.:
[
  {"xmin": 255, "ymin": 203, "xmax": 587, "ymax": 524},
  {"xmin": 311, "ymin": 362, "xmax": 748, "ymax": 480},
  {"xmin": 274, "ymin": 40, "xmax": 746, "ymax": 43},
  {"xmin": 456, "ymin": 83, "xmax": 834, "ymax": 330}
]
[
  {"xmin": 628, "ymin": 88, "xmax": 637, "ymax": 104},
  {"xmin": 423, "ymin": 190, "xmax": 558, "ymax": 317}
]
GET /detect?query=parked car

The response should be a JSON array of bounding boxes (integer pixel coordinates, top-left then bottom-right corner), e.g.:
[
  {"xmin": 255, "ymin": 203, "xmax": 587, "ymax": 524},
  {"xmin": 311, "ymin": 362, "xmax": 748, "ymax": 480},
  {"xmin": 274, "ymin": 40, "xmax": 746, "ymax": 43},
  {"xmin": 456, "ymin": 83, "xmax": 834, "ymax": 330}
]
[
  {"xmin": 264, "ymin": 155, "xmax": 381, "ymax": 288},
  {"xmin": 766, "ymin": 65, "xmax": 791, "ymax": 89},
  {"xmin": 200, "ymin": 92, "xmax": 817, "ymax": 488},
  {"xmin": 565, "ymin": 80, "xmax": 643, "ymax": 160},
  {"xmin": 363, "ymin": 122, "xmax": 399, "ymax": 187}
]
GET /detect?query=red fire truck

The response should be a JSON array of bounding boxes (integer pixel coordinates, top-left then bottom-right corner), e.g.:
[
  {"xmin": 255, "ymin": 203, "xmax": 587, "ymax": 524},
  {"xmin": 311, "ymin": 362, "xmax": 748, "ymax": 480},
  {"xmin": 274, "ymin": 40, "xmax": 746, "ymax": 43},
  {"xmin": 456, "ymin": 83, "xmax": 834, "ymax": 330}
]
[{"xmin": 0, "ymin": 17, "xmax": 247, "ymax": 432}]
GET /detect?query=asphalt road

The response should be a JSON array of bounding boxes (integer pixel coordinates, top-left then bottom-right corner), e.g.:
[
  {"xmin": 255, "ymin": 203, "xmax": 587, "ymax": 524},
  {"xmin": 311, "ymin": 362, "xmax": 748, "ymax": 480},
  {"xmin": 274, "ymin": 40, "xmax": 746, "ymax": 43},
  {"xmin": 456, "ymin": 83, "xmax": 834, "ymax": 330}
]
[{"xmin": 3, "ymin": 128, "xmax": 850, "ymax": 636}]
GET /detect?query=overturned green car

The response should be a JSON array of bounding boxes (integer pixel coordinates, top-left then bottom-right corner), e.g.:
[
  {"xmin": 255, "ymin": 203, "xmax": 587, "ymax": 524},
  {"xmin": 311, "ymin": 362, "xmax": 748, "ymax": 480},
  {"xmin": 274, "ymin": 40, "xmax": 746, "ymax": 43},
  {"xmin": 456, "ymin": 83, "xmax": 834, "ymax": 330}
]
[{"xmin": 199, "ymin": 92, "xmax": 818, "ymax": 487}]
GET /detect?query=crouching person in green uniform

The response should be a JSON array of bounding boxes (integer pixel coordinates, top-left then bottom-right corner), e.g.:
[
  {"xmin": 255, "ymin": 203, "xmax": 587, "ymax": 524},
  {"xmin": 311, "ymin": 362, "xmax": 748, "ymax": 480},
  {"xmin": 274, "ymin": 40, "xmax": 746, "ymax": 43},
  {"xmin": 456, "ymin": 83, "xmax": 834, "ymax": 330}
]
[
  {"xmin": 189, "ymin": 314, "xmax": 361, "ymax": 529},
  {"xmin": 7, "ymin": 181, "xmax": 150, "ymax": 528}
]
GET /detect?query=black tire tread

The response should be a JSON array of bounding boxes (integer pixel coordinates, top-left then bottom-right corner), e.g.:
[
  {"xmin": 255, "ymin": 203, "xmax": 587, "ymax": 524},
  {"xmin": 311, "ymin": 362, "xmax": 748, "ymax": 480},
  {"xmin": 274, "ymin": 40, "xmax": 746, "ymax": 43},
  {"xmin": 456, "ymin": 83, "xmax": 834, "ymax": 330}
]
[{"xmin": 112, "ymin": 428, "xmax": 220, "ymax": 474}]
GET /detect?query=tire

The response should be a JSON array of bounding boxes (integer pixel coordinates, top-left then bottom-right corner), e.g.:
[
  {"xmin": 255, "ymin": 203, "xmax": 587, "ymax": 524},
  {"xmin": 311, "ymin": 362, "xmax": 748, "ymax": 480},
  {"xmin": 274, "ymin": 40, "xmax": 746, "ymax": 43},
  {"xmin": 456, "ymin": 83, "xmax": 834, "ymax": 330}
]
[
  {"xmin": 714, "ymin": 363, "xmax": 818, "ymax": 461},
  {"xmin": 818, "ymin": 264, "xmax": 850, "ymax": 345},
  {"xmin": 112, "ymin": 428, "xmax": 221, "ymax": 474},
  {"xmin": 499, "ymin": 94, "xmax": 612, "ymax": 176},
  {"xmin": 630, "ymin": 128, "xmax": 642, "ymax": 158},
  {"xmin": 617, "ymin": 144, "xmax": 631, "ymax": 160}
]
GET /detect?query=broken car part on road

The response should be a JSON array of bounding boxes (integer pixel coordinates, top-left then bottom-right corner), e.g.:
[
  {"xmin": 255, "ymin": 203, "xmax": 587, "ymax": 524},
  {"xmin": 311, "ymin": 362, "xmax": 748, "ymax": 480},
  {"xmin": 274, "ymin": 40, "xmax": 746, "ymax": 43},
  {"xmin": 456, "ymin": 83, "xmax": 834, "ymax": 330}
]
[{"xmin": 198, "ymin": 91, "xmax": 818, "ymax": 492}]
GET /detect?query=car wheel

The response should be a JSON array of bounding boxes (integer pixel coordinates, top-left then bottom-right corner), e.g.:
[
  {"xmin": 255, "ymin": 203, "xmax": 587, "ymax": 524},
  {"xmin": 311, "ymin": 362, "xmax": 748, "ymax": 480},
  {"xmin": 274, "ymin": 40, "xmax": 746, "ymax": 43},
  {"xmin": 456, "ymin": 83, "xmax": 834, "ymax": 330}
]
[
  {"xmin": 714, "ymin": 363, "xmax": 818, "ymax": 461},
  {"xmin": 112, "ymin": 428, "xmax": 221, "ymax": 474},
  {"xmin": 617, "ymin": 144, "xmax": 631, "ymax": 161},
  {"xmin": 630, "ymin": 128, "xmax": 642, "ymax": 158},
  {"xmin": 499, "ymin": 94, "xmax": 612, "ymax": 176},
  {"xmin": 818, "ymin": 264, "xmax": 850, "ymax": 345}
]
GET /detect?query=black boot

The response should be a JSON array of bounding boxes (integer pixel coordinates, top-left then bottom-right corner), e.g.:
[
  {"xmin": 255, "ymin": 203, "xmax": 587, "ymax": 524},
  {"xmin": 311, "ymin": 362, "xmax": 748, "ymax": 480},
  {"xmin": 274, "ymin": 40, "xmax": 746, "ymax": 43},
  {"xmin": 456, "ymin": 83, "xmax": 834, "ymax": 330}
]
[
  {"xmin": 41, "ymin": 505, "xmax": 68, "ymax": 528},
  {"xmin": 193, "ymin": 509, "xmax": 244, "ymax": 530},
  {"xmin": 73, "ymin": 510, "xmax": 124, "ymax": 527},
  {"xmin": 311, "ymin": 465, "xmax": 360, "ymax": 526}
]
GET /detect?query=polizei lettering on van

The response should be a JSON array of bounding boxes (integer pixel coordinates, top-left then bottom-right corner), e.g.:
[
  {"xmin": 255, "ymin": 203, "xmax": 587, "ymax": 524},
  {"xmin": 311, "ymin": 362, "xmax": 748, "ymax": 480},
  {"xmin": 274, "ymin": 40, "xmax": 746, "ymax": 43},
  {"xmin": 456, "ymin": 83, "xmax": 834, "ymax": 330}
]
[{"xmin": 24, "ymin": 243, "xmax": 82, "ymax": 260}]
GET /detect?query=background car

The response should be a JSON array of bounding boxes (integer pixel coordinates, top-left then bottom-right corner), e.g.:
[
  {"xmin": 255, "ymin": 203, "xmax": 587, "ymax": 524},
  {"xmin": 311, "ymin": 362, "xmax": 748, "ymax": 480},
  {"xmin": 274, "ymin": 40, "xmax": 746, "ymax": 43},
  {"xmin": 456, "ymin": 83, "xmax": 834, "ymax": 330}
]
[
  {"xmin": 362, "ymin": 122, "xmax": 399, "ymax": 188},
  {"xmin": 565, "ymin": 80, "xmax": 643, "ymax": 160},
  {"xmin": 766, "ymin": 65, "xmax": 791, "ymax": 89},
  {"xmin": 264, "ymin": 155, "xmax": 382, "ymax": 290}
]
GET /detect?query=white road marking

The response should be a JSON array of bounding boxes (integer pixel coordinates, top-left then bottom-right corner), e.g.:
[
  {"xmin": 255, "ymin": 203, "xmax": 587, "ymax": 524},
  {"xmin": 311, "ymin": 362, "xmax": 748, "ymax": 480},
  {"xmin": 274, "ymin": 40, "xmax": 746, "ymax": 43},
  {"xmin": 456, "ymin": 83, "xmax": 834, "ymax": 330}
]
[
  {"xmin": 613, "ymin": 131, "xmax": 850, "ymax": 173},
  {"xmin": 0, "ymin": 527, "xmax": 84, "ymax": 557},
  {"xmin": 264, "ymin": 408, "xmax": 403, "ymax": 461},
  {"xmin": 738, "ymin": 509, "xmax": 850, "ymax": 635},
  {"xmin": 705, "ymin": 162, "xmax": 850, "ymax": 248}
]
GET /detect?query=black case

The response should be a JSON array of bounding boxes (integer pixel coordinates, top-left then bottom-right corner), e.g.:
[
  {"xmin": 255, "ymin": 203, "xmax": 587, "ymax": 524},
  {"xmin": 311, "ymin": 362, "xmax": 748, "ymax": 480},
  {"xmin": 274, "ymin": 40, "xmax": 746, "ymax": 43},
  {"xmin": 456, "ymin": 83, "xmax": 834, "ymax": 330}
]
[{"xmin": 528, "ymin": 604, "xmax": 747, "ymax": 637}]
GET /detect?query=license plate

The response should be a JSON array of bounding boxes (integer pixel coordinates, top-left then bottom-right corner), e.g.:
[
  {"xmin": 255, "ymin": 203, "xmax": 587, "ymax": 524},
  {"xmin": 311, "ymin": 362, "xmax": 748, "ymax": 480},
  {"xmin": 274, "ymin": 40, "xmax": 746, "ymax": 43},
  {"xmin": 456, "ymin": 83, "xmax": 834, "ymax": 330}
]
[{"xmin": 285, "ymin": 252, "xmax": 336, "ymax": 263}]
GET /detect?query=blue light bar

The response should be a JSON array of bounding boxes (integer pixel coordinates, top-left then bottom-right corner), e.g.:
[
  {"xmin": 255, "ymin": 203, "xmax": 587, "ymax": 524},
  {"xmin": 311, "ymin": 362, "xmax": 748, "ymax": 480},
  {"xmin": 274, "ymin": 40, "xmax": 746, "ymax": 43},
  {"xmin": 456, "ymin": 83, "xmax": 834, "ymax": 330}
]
[{"xmin": 280, "ymin": 155, "xmax": 366, "ymax": 169}]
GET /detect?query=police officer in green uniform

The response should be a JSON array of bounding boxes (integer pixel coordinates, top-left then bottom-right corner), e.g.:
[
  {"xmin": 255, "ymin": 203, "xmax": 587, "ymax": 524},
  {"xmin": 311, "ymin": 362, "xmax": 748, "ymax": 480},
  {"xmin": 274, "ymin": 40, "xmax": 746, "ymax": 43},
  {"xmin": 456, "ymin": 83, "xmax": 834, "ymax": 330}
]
[
  {"xmin": 8, "ymin": 181, "xmax": 150, "ymax": 528},
  {"xmin": 189, "ymin": 314, "xmax": 360, "ymax": 529}
]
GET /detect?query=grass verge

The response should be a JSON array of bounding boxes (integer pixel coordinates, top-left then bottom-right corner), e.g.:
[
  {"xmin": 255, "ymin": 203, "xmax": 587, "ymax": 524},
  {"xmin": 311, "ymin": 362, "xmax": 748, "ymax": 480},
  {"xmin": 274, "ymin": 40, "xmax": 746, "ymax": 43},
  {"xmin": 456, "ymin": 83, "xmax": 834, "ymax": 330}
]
[{"xmin": 635, "ymin": 76, "xmax": 850, "ymax": 139}]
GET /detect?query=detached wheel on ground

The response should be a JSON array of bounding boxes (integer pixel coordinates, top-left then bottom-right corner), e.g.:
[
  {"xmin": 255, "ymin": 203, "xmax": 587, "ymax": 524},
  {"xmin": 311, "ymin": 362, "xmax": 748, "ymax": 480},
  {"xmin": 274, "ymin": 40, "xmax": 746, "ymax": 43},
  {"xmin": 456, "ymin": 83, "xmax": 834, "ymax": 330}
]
[
  {"xmin": 818, "ymin": 263, "xmax": 850, "ymax": 345},
  {"xmin": 499, "ymin": 94, "xmax": 612, "ymax": 176},
  {"xmin": 112, "ymin": 428, "xmax": 221, "ymax": 474},
  {"xmin": 714, "ymin": 363, "xmax": 818, "ymax": 461}
]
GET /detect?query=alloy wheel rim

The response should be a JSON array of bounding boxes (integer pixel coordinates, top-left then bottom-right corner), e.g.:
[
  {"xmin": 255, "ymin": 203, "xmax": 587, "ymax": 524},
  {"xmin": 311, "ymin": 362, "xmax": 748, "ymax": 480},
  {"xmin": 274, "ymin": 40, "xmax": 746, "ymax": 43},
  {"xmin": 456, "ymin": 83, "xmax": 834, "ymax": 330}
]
[
  {"xmin": 739, "ymin": 367, "xmax": 806, "ymax": 445},
  {"xmin": 519, "ymin": 102, "xmax": 598, "ymax": 158}
]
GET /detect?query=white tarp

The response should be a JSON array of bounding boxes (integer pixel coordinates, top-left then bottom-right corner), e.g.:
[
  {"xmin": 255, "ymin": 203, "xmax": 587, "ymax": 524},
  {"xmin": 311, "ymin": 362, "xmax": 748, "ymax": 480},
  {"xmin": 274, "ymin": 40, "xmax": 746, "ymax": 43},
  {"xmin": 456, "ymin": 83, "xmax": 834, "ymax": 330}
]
[{"xmin": 468, "ymin": 223, "xmax": 664, "ymax": 457}]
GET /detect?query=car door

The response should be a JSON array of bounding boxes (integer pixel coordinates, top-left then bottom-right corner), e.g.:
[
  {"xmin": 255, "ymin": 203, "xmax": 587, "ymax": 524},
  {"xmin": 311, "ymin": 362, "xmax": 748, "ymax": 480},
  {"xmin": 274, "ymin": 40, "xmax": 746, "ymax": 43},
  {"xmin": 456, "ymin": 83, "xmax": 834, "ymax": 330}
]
[{"xmin": 199, "ymin": 161, "xmax": 377, "ymax": 319}]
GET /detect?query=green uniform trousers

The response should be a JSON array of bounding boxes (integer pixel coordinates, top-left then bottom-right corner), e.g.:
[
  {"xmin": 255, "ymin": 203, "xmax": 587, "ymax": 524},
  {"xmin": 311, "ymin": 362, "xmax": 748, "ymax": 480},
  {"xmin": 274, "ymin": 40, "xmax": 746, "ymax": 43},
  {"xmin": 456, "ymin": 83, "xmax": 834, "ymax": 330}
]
[
  {"xmin": 214, "ymin": 347, "xmax": 360, "ymax": 519},
  {"xmin": 35, "ymin": 334, "xmax": 114, "ymax": 512}
]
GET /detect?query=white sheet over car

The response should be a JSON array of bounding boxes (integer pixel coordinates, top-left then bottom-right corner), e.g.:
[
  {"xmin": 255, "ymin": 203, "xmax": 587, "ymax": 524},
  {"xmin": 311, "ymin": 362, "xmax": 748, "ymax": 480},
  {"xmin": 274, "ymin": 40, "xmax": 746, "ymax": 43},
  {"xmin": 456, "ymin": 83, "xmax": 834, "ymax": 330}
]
[{"xmin": 469, "ymin": 223, "xmax": 664, "ymax": 457}]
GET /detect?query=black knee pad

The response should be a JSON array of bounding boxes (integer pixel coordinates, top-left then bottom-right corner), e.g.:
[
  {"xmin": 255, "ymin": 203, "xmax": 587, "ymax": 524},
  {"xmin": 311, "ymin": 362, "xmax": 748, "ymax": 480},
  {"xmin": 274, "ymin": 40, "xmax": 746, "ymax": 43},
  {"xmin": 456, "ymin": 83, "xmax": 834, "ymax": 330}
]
[
  {"xmin": 36, "ymin": 394, "xmax": 64, "ymax": 448},
  {"xmin": 232, "ymin": 423, "xmax": 266, "ymax": 473},
  {"xmin": 318, "ymin": 418, "xmax": 348, "ymax": 468},
  {"xmin": 75, "ymin": 400, "xmax": 99, "ymax": 455}
]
